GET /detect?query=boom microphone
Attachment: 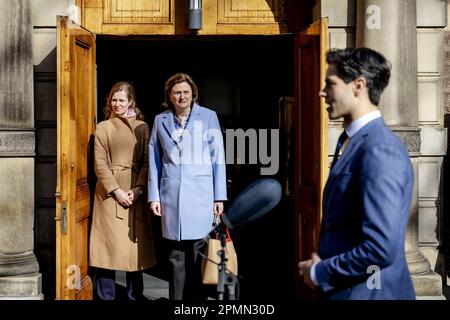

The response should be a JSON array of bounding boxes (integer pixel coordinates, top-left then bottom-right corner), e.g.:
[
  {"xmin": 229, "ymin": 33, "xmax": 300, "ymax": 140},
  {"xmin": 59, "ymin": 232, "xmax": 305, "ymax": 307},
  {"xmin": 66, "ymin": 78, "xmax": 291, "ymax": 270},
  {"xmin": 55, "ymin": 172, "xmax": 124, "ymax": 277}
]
[
  {"xmin": 194, "ymin": 178, "xmax": 282, "ymax": 262},
  {"xmin": 221, "ymin": 178, "xmax": 282, "ymax": 228}
]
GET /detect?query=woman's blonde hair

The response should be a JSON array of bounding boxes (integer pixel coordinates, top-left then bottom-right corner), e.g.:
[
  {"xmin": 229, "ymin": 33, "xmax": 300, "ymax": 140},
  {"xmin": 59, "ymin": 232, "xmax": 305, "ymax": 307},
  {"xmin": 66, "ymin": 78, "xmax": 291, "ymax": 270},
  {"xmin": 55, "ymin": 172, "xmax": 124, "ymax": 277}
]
[
  {"xmin": 103, "ymin": 81, "xmax": 145, "ymax": 120},
  {"xmin": 163, "ymin": 73, "xmax": 199, "ymax": 112}
]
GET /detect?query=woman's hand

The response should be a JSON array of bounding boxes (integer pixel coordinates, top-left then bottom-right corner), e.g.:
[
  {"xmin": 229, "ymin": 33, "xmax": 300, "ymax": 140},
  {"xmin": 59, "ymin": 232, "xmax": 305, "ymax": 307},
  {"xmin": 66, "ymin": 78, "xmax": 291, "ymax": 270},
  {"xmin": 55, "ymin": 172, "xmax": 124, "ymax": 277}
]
[
  {"xmin": 128, "ymin": 186, "xmax": 144, "ymax": 202},
  {"xmin": 213, "ymin": 202, "xmax": 224, "ymax": 215},
  {"xmin": 113, "ymin": 188, "xmax": 133, "ymax": 207},
  {"xmin": 150, "ymin": 201, "xmax": 161, "ymax": 216}
]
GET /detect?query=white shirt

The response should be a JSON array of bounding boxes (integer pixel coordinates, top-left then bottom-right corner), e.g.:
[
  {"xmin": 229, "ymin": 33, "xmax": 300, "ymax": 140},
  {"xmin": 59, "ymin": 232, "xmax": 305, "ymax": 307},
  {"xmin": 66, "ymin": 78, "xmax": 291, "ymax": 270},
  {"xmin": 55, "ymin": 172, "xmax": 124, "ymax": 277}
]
[
  {"xmin": 345, "ymin": 110, "xmax": 381, "ymax": 138},
  {"xmin": 310, "ymin": 110, "xmax": 382, "ymax": 287}
]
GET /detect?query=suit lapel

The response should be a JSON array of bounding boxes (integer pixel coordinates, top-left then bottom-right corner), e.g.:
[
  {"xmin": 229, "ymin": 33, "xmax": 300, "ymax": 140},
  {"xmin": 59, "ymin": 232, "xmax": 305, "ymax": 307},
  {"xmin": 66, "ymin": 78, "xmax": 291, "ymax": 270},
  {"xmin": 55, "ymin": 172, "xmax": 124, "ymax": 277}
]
[
  {"xmin": 323, "ymin": 117, "xmax": 385, "ymax": 211},
  {"xmin": 329, "ymin": 135, "xmax": 363, "ymax": 176},
  {"xmin": 161, "ymin": 111, "xmax": 179, "ymax": 147},
  {"xmin": 329, "ymin": 118, "xmax": 384, "ymax": 176},
  {"xmin": 183, "ymin": 104, "xmax": 202, "ymax": 136},
  {"xmin": 161, "ymin": 104, "xmax": 203, "ymax": 149},
  {"xmin": 322, "ymin": 136, "xmax": 361, "ymax": 212}
]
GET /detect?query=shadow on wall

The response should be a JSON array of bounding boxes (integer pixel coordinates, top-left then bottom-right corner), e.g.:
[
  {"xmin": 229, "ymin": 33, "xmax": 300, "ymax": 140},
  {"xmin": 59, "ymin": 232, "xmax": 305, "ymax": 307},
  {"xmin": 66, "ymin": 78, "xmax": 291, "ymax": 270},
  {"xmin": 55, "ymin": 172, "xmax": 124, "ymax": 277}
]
[
  {"xmin": 441, "ymin": 114, "xmax": 450, "ymax": 287},
  {"xmin": 34, "ymin": 46, "xmax": 57, "ymax": 300}
]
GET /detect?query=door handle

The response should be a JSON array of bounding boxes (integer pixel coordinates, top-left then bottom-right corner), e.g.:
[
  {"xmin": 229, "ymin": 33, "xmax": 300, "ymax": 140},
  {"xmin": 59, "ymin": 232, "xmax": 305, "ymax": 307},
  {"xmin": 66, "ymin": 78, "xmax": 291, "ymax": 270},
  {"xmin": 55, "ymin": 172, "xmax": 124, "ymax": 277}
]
[{"xmin": 61, "ymin": 201, "xmax": 67, "ymax": 234}]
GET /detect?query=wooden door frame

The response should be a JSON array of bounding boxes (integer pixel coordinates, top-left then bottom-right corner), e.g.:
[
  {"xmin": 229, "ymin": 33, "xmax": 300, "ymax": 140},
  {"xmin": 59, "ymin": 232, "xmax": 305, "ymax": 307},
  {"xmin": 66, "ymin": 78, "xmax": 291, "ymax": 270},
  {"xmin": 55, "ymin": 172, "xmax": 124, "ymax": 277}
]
[
  {"xmin": 294, "ymin": 18, "xmax": 329, "ymax": 298},
  {"xmin": 56, "ymin": 16, "xmax": 96, "ymax": 300},
  {"xmin": 55, "ymin": 16, "xmax": 328, "ymax": 298}
]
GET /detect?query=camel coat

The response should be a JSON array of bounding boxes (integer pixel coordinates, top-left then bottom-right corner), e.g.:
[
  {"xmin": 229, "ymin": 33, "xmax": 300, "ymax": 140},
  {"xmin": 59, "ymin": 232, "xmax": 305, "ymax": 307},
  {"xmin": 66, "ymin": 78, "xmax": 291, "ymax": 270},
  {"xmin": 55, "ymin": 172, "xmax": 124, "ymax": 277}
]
[{"xmin": 89, "ymin": 116, "xmax": 156, "ymax": 271}]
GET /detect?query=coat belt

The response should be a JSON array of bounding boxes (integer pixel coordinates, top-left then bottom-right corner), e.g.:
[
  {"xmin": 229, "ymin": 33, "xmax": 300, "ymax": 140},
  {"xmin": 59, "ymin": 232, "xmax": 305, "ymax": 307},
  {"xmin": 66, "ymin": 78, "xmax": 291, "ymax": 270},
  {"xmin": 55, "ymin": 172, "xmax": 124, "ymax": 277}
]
[
  {"xmin": 109, "ymin": 162, "xmax": 139, "ymax": 219},
  {"xmin": 110, "ymin": 162, "xmax": 138, "ymax": 173}
]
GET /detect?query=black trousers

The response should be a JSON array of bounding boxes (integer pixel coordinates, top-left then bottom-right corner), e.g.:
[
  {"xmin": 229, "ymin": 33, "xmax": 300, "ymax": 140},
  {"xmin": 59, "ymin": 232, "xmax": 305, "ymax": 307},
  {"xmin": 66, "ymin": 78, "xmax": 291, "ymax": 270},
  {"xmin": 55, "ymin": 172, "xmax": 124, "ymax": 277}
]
[
  {"xmin": 94, "ymin": 267, "xmax": 143, "ymax": 300},
  {"xmin": 166, "ymin": 239, "xmax": 206, "ymax": 300}
]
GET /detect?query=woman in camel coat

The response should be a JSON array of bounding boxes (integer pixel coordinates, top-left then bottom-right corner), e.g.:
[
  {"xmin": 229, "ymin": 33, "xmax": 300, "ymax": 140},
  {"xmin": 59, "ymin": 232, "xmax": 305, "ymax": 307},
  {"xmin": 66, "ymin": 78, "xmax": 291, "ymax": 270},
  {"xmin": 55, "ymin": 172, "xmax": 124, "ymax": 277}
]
[{"xmin": 89, "ymin": 81, "xmax": 156, "ymax": 300}]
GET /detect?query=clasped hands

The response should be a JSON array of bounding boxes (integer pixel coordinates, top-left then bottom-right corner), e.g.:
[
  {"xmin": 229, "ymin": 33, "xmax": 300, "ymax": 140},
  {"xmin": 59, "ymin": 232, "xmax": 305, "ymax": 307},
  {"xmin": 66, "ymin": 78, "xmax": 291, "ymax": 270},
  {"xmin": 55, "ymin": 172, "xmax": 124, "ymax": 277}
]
[
  {"xmin": 113, "ymin": 187, "xmax": 143, "ymax": 208},
  {"xmin": 298, "ymin": 252, "xmax": 321, "ymax": 289}
]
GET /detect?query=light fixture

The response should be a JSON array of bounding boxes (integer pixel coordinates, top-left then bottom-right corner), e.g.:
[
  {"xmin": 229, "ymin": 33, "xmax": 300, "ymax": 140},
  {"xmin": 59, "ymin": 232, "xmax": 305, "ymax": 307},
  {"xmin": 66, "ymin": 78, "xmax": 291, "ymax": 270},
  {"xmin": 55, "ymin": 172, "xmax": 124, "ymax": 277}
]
[{"xmin": 188, "ymin": 0, "xmax": 202, "ymax": 32}]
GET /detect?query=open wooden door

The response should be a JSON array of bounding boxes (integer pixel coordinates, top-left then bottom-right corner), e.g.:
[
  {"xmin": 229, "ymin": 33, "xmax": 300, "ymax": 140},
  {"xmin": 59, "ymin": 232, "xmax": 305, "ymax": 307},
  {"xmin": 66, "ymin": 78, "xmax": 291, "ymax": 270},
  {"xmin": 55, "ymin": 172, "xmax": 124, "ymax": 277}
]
[
  {"xmin": 56, "ymin": 16, "xmax": 96, "ymax": 300},
  {"xmin": 294, "ymin": 18, "xmax": 329, "ymax": 299}
]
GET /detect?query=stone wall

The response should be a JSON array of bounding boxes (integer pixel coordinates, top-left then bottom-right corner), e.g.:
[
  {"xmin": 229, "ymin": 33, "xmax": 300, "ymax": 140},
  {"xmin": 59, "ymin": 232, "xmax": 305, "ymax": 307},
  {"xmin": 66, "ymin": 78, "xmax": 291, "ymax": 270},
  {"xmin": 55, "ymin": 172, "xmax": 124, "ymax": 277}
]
[
  {"xmin": 445, "ymin": 33, "xmax": 450, "ymax": 115},
  {"xmin": 0, "ymin": 0, "xmax": 42, "ymax": 300}
]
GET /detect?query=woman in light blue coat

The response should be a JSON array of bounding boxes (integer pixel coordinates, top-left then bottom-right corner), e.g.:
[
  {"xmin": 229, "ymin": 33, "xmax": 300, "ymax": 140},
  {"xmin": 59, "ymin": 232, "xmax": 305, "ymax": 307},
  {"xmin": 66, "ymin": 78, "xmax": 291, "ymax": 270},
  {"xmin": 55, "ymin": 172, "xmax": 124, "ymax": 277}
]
[{"xmin": 148, "ymin": 73, "xmax": 227, "ymax": 300}]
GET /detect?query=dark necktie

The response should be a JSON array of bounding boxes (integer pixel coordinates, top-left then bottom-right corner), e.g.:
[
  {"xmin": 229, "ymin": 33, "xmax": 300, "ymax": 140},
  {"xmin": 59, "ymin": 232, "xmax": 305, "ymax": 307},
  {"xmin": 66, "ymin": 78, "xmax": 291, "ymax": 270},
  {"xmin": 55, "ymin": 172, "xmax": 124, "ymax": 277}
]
[{"xmin": 331, "ymin": 130, "xmax": 348, "ymax": 169}]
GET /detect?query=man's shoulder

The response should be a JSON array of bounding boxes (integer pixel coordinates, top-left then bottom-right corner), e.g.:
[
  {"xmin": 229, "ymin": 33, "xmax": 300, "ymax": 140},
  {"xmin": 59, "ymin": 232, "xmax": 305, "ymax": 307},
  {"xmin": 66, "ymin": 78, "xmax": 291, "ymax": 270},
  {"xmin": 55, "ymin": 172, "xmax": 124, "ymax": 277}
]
[
  {"xmin": 359, "ymin": 122, "xmax": 411, "ymax": 166},
  {"xmin": 363, "ymin": 119, "xmax": 403, "ymax": 146}
]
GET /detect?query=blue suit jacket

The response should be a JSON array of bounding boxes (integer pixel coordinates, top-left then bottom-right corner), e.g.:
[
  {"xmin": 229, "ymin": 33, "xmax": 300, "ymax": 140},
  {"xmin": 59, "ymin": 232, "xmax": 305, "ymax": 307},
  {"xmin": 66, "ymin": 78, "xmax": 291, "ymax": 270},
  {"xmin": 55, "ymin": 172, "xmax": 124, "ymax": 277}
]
[
  {"xmin": 148, "ymin": 104, "xmax": 227, "ymax": 240},
  {"xmin": 316, "ymin": 117, "xmax": 415, "ymax": 300}
]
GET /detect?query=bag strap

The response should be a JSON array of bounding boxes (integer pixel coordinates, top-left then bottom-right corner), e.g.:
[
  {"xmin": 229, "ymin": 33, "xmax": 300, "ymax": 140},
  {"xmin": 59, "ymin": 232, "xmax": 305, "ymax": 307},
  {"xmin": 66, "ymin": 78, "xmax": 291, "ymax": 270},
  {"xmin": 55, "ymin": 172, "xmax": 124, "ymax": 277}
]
[
  {"xmin": 226, "ymin": 227, "xmax": 232, "ymax": 242},
  {"xmin": 211, "ymin": 213, "xmax": 233, "ymax": 242},
  {"xmin": 210, "ymin": 213, "xmax": 220, "ymax": 239}
]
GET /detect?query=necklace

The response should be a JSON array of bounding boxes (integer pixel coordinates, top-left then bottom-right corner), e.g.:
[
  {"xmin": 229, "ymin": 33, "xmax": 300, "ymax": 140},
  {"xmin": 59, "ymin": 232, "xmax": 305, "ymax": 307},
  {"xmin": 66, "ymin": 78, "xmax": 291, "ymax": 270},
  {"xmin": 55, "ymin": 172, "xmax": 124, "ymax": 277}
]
[{"xmin": 175, "ymin": 114, "xmax": 189, "ymax": 128}]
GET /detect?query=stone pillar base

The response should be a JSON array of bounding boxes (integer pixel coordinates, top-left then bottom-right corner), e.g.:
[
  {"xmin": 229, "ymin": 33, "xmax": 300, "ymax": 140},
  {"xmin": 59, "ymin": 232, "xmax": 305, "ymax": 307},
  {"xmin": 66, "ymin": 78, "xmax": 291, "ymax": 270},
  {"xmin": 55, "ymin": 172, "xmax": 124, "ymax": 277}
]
[
  {"xmin": 412, "ymin": 271, "xmax": 443, "ymax": 299},
  {"xmin": 0, "ymin": 273, "xmax": 43, "ymax": 300}
]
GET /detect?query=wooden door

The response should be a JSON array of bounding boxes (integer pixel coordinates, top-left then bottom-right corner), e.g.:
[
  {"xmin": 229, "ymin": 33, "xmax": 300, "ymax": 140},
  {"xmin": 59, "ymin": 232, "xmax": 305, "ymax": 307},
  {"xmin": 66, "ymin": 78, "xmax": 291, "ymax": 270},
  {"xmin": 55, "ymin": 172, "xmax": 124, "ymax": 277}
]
[
  {"xmin": 294, "ymin": 18, "xmax": 329, "ymax": 298},
  {"xmin": 56, "ymin": 16, "xmax": 96, "ymax": 300},
  {"xmin": 76, "ymin": 0, "xmax": 308, "ymax": 35}
]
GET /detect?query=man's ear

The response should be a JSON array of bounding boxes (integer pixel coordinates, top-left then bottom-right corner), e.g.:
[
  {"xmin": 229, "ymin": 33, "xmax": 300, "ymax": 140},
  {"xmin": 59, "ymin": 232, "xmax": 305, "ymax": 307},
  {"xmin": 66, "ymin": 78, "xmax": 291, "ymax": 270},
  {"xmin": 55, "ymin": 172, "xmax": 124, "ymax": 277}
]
[{"xmin": 353, "ymin": 77, "xmax": 367, "ymax": 97}]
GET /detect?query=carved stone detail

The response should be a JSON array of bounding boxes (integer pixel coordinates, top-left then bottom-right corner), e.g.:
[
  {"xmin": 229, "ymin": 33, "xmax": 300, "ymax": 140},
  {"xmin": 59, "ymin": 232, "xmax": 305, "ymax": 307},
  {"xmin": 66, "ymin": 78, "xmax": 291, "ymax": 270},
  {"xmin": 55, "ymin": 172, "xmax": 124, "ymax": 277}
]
[
  {"xmin": 391, "ymin": 128, "xmax": 421, "ymax": 154},
  {"xmin": 0, "ymin": 131, "xmax": 35, "ymax": 156}
]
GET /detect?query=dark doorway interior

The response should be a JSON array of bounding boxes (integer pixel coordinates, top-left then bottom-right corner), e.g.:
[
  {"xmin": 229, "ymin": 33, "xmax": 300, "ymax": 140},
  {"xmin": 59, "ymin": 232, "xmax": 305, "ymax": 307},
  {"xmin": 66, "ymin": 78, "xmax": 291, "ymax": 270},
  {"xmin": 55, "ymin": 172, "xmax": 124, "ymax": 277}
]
[{"xmin": 96, "ymin": 35, "xmax": 297, "ymax": 299}]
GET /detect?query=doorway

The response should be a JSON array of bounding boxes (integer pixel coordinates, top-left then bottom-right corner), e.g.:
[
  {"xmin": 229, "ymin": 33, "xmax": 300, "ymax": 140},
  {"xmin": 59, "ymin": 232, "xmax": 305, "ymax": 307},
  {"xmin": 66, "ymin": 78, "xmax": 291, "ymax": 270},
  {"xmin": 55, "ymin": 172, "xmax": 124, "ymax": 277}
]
[{"xmin": 96, "ymin": 35, "xmax": 297, "ymax": 299}]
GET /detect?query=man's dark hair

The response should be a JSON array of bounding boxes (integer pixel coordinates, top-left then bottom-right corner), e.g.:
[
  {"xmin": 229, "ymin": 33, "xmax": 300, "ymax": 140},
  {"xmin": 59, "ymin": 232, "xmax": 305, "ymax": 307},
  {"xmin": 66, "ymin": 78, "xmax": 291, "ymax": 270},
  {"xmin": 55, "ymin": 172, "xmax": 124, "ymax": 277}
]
[{"xmin": 326, "ymin": 47, "xmax": 391, "ymax": 106}]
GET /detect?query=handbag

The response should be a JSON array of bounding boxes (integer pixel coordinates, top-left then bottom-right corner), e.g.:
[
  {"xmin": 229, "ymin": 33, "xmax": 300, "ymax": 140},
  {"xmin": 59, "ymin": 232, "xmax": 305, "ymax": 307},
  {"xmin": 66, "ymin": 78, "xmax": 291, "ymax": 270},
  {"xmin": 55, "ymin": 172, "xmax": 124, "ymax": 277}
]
[{"xmin": 201, "ymin": 216, "xmax": 238, "ymax": 285}]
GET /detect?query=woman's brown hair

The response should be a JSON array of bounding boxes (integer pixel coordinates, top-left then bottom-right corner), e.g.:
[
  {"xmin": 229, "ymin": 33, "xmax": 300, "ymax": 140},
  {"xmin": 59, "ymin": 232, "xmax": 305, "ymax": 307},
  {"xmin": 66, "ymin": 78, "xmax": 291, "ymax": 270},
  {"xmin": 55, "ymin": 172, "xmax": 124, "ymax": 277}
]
[
  {"xmin": 103, "ymin": 81, "xmax": 145, "ymax": 120},
  {"xmin": 163, "ymin": 73, "xmax": 199, "ymax": 112}
]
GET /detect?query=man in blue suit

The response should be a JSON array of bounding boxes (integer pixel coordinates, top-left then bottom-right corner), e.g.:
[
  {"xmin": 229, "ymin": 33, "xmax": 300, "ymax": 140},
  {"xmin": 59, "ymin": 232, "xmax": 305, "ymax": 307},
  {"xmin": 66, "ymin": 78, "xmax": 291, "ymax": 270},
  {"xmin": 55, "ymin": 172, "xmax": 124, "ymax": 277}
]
[{"xmin": 298, "ymin": 48, "xmax": 415, "ymax": 299}]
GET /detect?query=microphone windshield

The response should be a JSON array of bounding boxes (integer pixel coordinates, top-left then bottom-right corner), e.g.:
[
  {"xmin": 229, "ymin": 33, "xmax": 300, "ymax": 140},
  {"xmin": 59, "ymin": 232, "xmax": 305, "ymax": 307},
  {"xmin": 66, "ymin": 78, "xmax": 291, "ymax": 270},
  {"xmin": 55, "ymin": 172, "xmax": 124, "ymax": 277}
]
[{"xmin": 225, "ymin": 178, "xmax": 282, "ymax": 226}]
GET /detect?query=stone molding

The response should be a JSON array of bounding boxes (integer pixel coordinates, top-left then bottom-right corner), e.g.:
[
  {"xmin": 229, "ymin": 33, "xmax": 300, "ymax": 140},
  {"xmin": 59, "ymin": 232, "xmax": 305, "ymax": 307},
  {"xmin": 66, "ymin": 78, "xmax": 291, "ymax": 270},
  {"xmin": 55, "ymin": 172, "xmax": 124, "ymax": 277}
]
[
  {"xmin": 0, "ymin": 273, "xmax": 43, "ymax": 298},
  {"xmin": 0, "ymin": 251, "xmax": 39, "ymax": 276},
  {"xmin": 391, "ymin": 127, "xmax": 421, "ymax": 155},
  {"xmin": 0, "ymin": 131, "xmax": 35, "ymax": 156}
]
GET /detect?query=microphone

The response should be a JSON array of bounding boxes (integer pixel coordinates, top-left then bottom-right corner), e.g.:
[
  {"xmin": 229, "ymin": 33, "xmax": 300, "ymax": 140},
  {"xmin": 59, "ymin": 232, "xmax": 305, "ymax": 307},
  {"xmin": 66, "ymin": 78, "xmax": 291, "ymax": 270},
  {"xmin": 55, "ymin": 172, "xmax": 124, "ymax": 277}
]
[
  {"xmin": 222, "ymin": 178, "xmax": 282, "ymax": 228},
  {"xmin": 193, "ymin": 178, "xmax": 282, "ymax": 261}
]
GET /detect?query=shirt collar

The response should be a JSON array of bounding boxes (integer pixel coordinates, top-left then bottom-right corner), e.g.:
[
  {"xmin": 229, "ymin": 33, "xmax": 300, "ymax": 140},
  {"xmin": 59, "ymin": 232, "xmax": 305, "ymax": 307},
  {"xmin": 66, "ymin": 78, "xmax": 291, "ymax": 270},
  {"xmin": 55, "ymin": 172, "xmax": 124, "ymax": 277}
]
[{"xmin": 345, "ymin": 110, "xmax": 381, "ymax": 138}]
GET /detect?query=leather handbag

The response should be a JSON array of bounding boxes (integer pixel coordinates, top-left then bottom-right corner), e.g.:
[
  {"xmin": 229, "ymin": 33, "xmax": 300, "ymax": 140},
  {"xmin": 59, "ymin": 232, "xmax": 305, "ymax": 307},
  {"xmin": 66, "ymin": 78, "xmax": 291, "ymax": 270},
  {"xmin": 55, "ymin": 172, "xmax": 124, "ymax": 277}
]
[{"xmin": 201, "ymin": 216, "xmax": 238, "ymax": 285}]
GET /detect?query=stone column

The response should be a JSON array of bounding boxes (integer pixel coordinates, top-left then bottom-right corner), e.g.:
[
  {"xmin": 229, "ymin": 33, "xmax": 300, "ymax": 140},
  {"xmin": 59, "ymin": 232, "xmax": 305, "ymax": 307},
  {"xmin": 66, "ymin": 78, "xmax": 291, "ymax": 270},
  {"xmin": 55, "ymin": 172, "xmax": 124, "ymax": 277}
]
[
  {"xmin": 356, "ymin": 0, "xmax": 442, "ymax": 298},
  {"xmin": 0, "ymin": 0, "xmax": 42, "ymax": 299}
]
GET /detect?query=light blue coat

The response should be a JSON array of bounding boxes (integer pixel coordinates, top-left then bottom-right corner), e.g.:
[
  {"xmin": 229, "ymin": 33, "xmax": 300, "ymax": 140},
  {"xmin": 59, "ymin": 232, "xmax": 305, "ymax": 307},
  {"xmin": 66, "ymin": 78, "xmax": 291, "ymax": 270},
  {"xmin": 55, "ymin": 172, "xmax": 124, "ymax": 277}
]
[{"xmin": 148, "ymin": 104, "xmax": 227, "ymax": 240}]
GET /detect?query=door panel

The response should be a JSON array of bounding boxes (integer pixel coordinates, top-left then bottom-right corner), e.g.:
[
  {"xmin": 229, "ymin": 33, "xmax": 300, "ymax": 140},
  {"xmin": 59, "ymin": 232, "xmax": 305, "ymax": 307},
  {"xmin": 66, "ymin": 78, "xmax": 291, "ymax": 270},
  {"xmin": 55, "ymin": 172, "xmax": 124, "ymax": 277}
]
[
  {"xmin": 77, "ymin": 0, "xmax": 309, "ymax": 35},
  {"xmin": 294, "ymin": 18, "xmax": 328, "ymax": 299},
  {"xmin": 56, "ymin": 16, "xmax": 96, "ymax": 300}
]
